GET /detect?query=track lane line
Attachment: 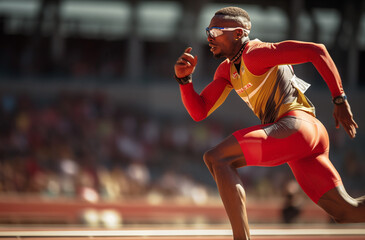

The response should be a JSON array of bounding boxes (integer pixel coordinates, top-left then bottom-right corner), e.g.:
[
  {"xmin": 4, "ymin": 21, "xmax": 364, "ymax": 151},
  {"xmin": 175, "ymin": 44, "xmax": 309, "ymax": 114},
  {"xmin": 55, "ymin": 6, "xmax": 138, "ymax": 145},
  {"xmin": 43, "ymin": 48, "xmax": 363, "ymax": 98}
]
[{"xmin": 0, "ymin": 228, "xmax": 364, "ymax": 237}]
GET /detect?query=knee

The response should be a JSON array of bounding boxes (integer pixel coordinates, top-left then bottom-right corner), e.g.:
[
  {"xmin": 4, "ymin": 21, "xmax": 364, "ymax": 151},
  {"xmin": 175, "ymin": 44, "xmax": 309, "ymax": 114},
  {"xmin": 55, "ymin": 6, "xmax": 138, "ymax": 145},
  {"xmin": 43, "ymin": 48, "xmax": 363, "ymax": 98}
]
[
  {"xmin": 203, "ymin": 149, "xmax": 215, "ymax": 168},
  {"xmin": 203, "ymin": 148, "xmax": 223, "ymax": 169}
]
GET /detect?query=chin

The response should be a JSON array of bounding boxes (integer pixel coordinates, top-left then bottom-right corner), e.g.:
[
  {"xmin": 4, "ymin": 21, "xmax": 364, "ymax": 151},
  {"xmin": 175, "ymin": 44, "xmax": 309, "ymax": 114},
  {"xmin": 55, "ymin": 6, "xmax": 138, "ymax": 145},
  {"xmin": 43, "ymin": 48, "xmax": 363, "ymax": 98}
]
[{"xmin": 213, "ymin": 52, "xmax": 224, "ymax": 59}]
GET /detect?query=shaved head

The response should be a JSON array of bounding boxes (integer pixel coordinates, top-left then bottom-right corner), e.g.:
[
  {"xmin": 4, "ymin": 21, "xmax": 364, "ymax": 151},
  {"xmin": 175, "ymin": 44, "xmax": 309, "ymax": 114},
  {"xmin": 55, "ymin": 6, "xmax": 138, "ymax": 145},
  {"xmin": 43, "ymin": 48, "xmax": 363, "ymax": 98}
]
[{"xmin": 214, "ymin": 7, "xmax": 251, "ymax": 30}]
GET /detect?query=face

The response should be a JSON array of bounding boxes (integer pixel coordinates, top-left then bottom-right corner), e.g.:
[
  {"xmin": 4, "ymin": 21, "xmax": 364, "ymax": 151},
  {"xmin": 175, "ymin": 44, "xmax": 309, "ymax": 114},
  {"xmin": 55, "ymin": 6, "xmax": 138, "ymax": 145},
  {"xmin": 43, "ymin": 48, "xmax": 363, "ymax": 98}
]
[{"xmin": 207, "ymin": 15, "xmax": 243, "ymax": 59}]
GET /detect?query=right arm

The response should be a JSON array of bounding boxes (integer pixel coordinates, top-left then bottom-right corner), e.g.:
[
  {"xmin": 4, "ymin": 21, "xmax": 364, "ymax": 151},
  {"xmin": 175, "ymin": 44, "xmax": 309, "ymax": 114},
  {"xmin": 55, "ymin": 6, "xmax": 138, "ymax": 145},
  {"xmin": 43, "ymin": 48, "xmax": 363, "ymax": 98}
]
[{"xmin": 174, "ymin": 48, "xmax": 232, "ymax": 121}]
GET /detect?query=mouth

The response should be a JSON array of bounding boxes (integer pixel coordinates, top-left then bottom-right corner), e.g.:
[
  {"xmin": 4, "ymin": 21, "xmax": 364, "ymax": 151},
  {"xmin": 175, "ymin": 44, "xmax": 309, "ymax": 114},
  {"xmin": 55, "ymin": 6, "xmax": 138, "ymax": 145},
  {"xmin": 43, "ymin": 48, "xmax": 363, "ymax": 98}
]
[
  {"xmin": 209, "ymin": 44, "xmax": 217, "ymax": 52},
  {"xmin": 208, "ymin": 43, "xmax": 223, "ymax": 59}
]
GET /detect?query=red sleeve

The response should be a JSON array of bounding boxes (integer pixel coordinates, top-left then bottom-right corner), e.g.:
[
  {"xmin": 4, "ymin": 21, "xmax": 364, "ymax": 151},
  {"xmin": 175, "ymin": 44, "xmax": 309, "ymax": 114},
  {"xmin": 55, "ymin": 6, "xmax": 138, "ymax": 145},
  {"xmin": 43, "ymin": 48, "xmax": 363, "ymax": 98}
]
[
  {"xmin": 179, "ymin": 60, "xmax": 232, "ymax": 121},
  {"xmin": 243, "ymin": 40, "xmax": 344, "ymax": 98}
]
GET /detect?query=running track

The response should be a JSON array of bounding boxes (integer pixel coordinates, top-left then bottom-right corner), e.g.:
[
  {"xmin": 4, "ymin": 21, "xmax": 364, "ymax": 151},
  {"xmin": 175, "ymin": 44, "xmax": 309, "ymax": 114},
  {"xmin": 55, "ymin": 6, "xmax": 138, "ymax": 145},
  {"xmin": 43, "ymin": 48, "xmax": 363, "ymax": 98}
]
[
  {"xmin": 0, "ymin": 197, "xmax": 364, "ymax": 239},
  {"xmin": 0, "ymin": 227, "xmax": 364, "ymax": 240}
]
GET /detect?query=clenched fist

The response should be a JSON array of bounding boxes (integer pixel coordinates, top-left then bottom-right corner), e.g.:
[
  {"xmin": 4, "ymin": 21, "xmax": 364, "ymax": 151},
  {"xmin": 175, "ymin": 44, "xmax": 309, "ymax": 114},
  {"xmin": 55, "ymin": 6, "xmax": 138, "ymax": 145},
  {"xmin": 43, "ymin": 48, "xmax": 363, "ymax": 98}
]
[{"xmin": 174, "ymin": 47, "xmax": 198, "ymax": 78}]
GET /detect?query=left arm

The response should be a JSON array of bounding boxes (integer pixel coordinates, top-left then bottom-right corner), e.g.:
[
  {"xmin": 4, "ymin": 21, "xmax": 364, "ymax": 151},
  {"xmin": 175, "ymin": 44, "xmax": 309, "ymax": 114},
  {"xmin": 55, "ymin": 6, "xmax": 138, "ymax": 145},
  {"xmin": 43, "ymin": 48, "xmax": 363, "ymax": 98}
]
[
  {"xmin": 244, "ymin": 40, "xmax": 343, "ymax": 97},
  {"xmin": 243, "ymin": 40, "xmax": 358, "ymax": 138}
]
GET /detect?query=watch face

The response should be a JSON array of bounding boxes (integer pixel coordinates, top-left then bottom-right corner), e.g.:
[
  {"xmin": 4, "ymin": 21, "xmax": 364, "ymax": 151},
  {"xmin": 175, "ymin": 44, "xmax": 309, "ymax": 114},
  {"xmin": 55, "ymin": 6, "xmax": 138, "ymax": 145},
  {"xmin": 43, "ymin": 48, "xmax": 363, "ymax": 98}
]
[
  {"xmin": 335, "ymin": 97, "xmax": 344, "ymax": 104},
  {"xmin": 333, "ymin": 95, "xmax": 347, "ymax": 105}
]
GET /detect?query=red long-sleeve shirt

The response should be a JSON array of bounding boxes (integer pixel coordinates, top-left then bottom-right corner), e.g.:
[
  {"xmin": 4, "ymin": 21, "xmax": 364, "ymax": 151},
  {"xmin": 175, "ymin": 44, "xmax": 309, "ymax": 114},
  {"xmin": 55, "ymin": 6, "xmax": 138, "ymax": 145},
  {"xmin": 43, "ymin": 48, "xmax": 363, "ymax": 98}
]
[{"xmin": 180, "ymin": 40, "xmax": 344, "ymax": 124}]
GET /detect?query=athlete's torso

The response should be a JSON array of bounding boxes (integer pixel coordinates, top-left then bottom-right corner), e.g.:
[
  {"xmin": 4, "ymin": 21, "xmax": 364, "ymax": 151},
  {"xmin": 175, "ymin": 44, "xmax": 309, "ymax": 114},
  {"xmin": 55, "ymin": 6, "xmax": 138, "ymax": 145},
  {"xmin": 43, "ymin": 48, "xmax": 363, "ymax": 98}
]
[{"xmin": 227, "ymin": 40, "xmax": 315, "ymax": 124}]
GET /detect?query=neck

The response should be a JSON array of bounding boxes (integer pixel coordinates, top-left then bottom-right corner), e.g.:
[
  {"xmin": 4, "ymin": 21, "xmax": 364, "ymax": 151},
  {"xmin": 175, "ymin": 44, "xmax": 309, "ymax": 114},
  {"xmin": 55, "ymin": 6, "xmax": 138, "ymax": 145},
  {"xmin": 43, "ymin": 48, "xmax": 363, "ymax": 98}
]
[{"xmin": 230, "ymin": 39, "xmax": 249, "ymax": 64}]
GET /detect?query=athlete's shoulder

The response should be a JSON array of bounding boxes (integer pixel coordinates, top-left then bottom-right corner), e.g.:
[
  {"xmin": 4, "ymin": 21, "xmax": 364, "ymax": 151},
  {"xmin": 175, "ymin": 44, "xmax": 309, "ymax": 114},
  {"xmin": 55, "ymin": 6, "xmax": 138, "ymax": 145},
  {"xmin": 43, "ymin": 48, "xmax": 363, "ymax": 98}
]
[
  {"xmin": 217, "ymin": 58, "xmax": 230, "ymax": 71},
  {"xmin": 243, "ymin": 39, "xmax": 278, "ymax": 75},
  {"xmin": 214, "ymin": 59, "xmax": 231, "ymax": 81},
  {"xmin": 218, "ymin": 58, "xmax": 230, "ymax": 68},
  {"xmin": 244, "ymin": 39, "xmax": 274, "ymax": 54}
]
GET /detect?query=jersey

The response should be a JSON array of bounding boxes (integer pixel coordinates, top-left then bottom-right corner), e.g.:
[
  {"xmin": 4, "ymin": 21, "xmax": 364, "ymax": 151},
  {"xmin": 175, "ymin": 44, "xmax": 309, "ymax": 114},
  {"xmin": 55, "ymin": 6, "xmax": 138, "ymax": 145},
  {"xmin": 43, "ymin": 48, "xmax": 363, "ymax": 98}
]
[
  {"xmin": 229, "ymin": 48, "xmax": 314, "ymax": 124},
  {"xmin": 180, "ymin": 40, "xmax": 344, "ymax": 124}
]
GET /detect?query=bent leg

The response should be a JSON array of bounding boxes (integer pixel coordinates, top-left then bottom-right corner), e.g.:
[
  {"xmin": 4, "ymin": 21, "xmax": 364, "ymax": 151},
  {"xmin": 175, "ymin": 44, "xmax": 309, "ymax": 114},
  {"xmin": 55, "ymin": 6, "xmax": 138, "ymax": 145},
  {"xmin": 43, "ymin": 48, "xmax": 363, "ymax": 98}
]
[
  {"xmin": 203, "ymin": 135, "xmax": 250, "ymax": 240},
  {"xmin": 318, "ymin": 185, "xmax": 365, "ymax": 223},
  {"xmin": 289, "ymin": 153, "xmax": 365, "ymax": 223}
]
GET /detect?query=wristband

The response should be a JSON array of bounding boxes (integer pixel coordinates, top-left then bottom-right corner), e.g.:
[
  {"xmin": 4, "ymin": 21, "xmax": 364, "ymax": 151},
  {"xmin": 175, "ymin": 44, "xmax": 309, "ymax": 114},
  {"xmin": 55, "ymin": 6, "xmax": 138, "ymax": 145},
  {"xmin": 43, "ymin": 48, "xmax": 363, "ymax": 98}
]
[{"xmin": 174, "ymin": 74, "xmax": 192, "ymax": 85}]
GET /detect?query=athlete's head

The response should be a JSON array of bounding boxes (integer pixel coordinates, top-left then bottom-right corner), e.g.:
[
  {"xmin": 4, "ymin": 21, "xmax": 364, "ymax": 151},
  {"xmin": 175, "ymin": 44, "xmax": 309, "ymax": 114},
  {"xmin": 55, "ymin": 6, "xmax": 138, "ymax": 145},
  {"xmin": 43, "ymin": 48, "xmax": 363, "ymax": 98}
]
[{"xmin": 207, "ymin": 7, "xmax": 251, "ymax": 59}]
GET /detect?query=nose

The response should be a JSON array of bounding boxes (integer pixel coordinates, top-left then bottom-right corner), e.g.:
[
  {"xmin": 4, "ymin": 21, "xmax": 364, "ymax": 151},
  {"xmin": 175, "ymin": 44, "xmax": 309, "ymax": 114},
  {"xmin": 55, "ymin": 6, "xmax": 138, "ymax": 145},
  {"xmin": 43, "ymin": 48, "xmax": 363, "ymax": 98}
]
[{"xmin": 206, "ymin": 29, "xmax": 214, "ymax": 42}]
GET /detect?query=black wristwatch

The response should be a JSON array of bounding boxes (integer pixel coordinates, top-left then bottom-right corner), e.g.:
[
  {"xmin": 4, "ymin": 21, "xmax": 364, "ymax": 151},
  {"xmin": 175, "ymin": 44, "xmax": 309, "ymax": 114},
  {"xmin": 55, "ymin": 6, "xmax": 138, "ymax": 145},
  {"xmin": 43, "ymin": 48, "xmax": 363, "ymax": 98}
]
[
  {"xmin": 174, "ymin": 74, "xmax": 192, "ymax": 85},
  {"xmin": 333, "ymin": 94, "xmax": 347, "ymax": 105}
]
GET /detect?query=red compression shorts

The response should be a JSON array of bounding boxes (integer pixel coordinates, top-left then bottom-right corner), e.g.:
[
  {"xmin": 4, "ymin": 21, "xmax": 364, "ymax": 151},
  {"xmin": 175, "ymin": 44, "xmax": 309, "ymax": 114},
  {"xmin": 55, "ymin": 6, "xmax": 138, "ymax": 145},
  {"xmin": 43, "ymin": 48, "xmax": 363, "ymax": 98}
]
[{"xmin": 232, "ymin": 110, "xmax": 342, "ymax": 203}]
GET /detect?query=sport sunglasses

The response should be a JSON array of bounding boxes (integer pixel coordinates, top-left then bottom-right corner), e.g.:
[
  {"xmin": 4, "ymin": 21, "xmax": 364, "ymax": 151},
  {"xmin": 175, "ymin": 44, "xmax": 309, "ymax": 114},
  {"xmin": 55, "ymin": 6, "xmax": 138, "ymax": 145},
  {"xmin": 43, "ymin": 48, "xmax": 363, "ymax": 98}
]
[{"xmin": 205, "ymin": 27, "xmax": 250, "ymax": 38}]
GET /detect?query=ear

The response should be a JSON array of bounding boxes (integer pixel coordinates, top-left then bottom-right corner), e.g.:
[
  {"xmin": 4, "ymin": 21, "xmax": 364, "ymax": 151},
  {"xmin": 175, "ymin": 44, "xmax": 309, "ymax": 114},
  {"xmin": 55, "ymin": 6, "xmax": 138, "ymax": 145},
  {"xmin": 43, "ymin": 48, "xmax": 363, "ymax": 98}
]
[{"xmin": 234, "ymin": 29, "xmax": 244, "ymax": 40}]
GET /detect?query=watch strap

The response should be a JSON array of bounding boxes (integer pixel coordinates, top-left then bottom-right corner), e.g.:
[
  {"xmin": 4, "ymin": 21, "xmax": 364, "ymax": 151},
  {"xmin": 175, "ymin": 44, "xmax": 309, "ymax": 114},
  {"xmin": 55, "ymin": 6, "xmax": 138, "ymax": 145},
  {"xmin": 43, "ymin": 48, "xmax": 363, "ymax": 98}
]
[{"xmin": 174, "ymin": 74, "xmax": 192, "ymax": 85}]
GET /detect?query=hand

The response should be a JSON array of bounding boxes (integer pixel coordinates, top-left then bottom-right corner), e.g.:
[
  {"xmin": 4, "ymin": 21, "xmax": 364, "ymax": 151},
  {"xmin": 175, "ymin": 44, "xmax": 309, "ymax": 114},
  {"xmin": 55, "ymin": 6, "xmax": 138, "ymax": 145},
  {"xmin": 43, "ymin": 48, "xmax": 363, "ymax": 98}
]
[
  {"xmin": 174, "ymin": 47, "xmax": 198, "ymax": 78},
  {"xmin": 333, "ymin": 101, "xmax": 358, "ymax": 138}
]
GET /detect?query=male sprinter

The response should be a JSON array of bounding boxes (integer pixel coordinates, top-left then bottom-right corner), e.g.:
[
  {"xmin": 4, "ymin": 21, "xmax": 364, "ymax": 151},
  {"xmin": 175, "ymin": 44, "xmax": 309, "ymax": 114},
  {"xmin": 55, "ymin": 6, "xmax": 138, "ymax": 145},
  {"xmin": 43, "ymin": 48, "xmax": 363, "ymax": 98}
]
[{"xmin": 174, "ymin": 6, "xmax": 364, "ymax": 240}]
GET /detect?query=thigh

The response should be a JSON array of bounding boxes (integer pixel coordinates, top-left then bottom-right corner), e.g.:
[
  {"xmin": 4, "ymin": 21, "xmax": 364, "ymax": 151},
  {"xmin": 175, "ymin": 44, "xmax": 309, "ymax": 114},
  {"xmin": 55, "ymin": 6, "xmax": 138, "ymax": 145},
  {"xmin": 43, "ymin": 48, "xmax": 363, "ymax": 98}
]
[
  {"xmin": 288, "ymin": 153, "xmax": 342, "ymax": 203},
  {"xmin": 232, "ymin": 111, "xmax": 329, "ymax": 167},
  {"xmin": 232, "ymin": 117, "xmax": 305, "ymax": 167}
]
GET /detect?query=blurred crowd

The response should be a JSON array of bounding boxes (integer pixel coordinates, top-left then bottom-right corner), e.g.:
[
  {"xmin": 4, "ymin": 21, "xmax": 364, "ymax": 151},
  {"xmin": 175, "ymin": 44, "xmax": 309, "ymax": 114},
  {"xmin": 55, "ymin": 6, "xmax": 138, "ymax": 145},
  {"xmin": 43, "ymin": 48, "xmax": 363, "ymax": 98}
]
[
  {"xmin": 0, "ymin": 90, "xmax": 313, "ymax": 204},
  {"xmin": 0, "ymin": 91, "xmax": 211, "ymax": 202}
]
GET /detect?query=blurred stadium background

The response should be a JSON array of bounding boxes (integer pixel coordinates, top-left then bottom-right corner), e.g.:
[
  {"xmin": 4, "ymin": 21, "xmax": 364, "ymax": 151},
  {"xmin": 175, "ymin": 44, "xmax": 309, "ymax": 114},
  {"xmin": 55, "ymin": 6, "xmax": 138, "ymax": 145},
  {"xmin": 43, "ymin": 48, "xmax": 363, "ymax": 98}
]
[{"xmin": 0, "ymin": 0, "xmax": 364, "ymax": 228}]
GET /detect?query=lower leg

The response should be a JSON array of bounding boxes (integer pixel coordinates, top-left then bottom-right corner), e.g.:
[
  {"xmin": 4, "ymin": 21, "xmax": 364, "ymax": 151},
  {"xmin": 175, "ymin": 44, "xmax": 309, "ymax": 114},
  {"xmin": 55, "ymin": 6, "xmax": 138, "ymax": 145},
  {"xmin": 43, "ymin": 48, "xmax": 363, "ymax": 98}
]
[
  {"xmin": 204, "ymin": 135, "xmax": 250, "ymax": 240},
  {"xmin": 213, "ymin": 164, "xmax": 250, "ymax": 240},
  {"xmin": 317, "ymin": 185, "xmax": 365, "ymax": 223}
]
